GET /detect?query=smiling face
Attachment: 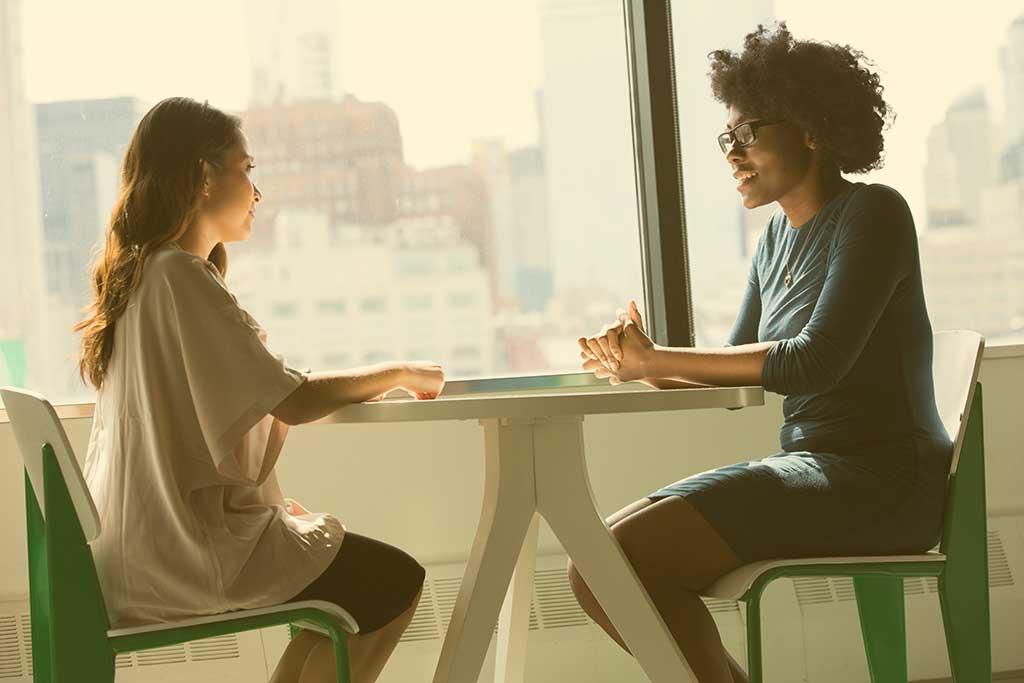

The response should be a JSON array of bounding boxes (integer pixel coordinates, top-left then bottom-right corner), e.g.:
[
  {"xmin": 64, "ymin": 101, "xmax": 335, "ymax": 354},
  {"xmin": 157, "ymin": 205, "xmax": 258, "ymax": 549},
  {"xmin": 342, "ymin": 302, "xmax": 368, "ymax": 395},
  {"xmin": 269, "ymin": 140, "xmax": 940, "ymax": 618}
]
[
  {"xmin": 201, "ymin": 136, "xmax": 262, "ymax": 243},
  {"xmin": 724, "ymin": 105, "xmax": 815, "ymax": 210}
]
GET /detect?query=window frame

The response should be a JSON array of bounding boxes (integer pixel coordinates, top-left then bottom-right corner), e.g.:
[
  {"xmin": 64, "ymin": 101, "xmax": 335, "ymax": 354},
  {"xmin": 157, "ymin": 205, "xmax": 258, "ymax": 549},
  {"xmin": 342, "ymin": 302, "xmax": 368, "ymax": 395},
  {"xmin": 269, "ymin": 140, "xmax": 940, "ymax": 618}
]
[
  {"xmin": 7, "ymin": 0, "xmax": 1016, "ymax": 420},
  {"xmin": 19, "ymin": 0, "xmax": 691, "ymax": 412}
]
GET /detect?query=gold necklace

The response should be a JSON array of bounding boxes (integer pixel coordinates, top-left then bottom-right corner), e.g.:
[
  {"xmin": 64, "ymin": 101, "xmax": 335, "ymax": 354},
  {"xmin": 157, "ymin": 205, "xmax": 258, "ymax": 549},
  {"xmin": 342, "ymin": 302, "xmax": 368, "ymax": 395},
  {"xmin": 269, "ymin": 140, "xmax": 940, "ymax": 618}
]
[{"xmin": 784, "ymin": 210, "xmax": 822, "ymax": 288}]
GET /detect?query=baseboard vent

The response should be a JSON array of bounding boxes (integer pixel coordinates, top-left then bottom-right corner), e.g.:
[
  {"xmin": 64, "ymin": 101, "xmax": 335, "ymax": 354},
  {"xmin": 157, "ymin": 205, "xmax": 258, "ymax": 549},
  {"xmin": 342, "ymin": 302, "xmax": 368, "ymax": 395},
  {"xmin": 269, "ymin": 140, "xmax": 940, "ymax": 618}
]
[
  {"xmin": 0, "ymin": 617, "xmax": 22, "ymax": 679},
  {"xmin": 0, "ymin": 611, "xmax": 240, "ymax": 679},
  {"xmin": 792, "ymin": 528, "xmax": 1015, "ymax": 607},
  {"xmin": 397, "ymin": 562, "xmax": 739, "ymax": 644},
  {"xmin": 113, "ymin": 634, "xmax": 240, "ymax": 669}
]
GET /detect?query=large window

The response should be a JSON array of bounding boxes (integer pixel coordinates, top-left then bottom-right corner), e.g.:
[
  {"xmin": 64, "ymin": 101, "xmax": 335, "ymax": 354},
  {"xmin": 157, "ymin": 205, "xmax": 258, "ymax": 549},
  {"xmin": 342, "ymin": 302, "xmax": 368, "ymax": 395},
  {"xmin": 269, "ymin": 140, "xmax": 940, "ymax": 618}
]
[
  {"xmin": 673, "ymin": 1, "xmax": 1024, "ymax": 347},
  {"xmin": 1, "ymin": 0, "xmax": 647, "ymax": 403},
  {"xmin": 5, "ymin": 1, "xmax": 1019, "ymax": 406}
]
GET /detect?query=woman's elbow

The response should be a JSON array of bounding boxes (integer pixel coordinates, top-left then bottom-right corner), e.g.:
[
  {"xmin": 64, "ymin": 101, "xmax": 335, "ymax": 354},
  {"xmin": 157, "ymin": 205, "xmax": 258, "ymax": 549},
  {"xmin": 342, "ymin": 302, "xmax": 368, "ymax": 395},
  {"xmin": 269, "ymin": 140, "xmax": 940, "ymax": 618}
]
[{"xmin": 271, "ymin": 381, "xmax": 310, "ymax": 426}]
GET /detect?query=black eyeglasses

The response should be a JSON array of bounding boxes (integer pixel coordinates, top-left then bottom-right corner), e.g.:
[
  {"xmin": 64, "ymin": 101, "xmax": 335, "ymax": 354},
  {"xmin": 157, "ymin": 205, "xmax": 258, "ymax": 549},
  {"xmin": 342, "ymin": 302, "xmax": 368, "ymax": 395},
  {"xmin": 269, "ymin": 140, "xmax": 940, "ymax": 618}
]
[{"xmin": 717, "ymin": 118, "xmax": 785, "ymax": 154}]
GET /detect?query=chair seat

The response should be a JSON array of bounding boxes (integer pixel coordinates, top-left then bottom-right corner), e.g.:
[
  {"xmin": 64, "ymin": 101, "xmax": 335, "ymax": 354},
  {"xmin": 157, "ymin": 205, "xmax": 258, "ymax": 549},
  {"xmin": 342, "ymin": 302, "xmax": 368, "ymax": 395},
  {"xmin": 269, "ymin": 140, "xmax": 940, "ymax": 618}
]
[
  {"xmin": 106, "ymin": 599, "xmax": 359, "ymax": 639},
  {"xmin": 703, "ymin": 551, "xmax": 946, "ymax": 601}
]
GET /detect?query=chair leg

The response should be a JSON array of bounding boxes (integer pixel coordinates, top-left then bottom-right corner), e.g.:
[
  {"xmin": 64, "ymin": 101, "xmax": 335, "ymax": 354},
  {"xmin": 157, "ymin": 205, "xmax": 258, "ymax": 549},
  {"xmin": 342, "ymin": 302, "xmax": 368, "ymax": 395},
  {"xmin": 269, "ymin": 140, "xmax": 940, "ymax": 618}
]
[
  {"xmin": 854, "ymin": 576, "xmax": 907, "ymax": 683},
  {"xmin": 744, "ymin": 590, "xmax": 764, "ymax": 683},
  {"xmin": 331, "ymin": 630, "xmax": 352, "ymax": 683},
  {"xmin": 938, "ymin": 569, "xmax": 991, "ymax": 683},
  {"xmin": 938, "ymin": 384, "xmax": 992, "ymax": 682}
]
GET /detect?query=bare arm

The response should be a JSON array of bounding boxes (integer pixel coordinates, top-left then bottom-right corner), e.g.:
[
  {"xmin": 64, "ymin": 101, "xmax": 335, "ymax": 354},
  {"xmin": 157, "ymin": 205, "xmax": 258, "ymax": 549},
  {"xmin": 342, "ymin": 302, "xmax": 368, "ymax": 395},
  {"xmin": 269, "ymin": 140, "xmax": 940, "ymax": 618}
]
[
  {"xmin": 271, "ymin": 363, "xmax": 409, "ymax": 426},
  {"xmin": 639, "ymin": 377, "xmax": 712, "ymax": 390},
  {"xmin": 579, "ymin": 301, "xmax": 770, "ymax": 389},
  {"xmin": 644, "ymin": 341, "xmax": 778, "ymax": 388}
]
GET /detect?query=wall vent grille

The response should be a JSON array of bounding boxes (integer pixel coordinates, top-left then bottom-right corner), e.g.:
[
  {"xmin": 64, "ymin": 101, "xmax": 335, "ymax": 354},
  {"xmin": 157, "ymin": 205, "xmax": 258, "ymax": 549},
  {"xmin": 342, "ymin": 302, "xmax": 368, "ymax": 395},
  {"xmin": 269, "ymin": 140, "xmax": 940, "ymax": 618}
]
[
  {"xmin": 392, "ymin": 564, "xmax": 738, "ymax": 644},
  {"xmin": 793, "ymin": 527, "xmax": 1015, "ymax": 607},
  {"xmin": 17, "ymin": 617, "xmax": 29, "ymax": 679},
  {"xmin": 2, "ymin": 618, "xmax": 241, "ymax": 676},
  {"xmin": 988, "ymin": 529, "xmax": 1015, "ymax": 588},
  {"xmin": 533, "ymin": 568, "xmax": 589, "ymax": 630},
  {"xmin": 0, "ymin": 617, "xmax": 21, "ymax": 680}
]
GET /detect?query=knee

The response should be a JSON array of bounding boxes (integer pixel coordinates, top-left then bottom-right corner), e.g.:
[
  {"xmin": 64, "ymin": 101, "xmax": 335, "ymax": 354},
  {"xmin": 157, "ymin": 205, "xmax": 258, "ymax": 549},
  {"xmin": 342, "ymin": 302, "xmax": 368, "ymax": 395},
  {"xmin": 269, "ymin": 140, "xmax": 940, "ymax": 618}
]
[
  {"xmin": 399, "ymin": 551, "xmax": 426, "ymax": 598},
  {"xmin": 566, "ymin": 559, "xmax": 595, "ymax": 607}
]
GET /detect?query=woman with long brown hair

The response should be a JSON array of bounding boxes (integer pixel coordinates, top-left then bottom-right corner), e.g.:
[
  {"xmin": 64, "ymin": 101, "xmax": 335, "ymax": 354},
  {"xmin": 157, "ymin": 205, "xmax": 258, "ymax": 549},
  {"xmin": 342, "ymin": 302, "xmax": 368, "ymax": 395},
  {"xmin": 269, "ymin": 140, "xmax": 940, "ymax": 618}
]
[{"xmin": 77, "ymin": 96, "xmax": 442, "ymax": 683}]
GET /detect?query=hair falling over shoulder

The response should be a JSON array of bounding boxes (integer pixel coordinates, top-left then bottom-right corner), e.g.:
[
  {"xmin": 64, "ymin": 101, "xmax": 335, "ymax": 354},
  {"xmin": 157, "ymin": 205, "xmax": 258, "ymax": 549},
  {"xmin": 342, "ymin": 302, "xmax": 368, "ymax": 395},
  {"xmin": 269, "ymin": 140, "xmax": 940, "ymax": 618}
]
[{"xmin": 75, "ymin": 97, "xmax": 243, "ymax": 389}]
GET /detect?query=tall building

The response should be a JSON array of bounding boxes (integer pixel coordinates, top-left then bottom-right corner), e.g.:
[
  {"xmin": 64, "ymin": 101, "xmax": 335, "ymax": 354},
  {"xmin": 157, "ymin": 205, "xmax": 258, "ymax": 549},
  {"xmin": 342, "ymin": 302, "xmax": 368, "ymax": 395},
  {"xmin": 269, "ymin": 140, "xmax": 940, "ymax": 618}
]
[
  {"xmin": 245, "ymin": 0, "xmax": 342, "ymax": 105},
  {"xmin": 241, "ymin": 95, "xmax": 406, "ymax": 241},
  {"xmin": 540, "ymin": 0, "xmax": 641, "ymax": 305},
  {"xmin": 230, "ymin": 210, "xmax": 494, "ymax": 379},
  {"xmin": 28, "ymin": 98, "xmax": 145, "ymax": 399},
  {"xmin": 241, "ymin": 96, "xmax": 497, "ymax": 303},
  {"xmin": 0, "ymin": 0, "xmax": 47, "ymax": 391},
  {"xmin": 400, "ymin": 163, "xmax": 496, "ymax": 299},
  {"xmin": 1001, "ymin": 15, "xmax": 1024, "ymax": 147},
  {"xmin": 924, "ymin": 120, "xmax": 965, "ymax": 227},
  {"xmin": 35, "ymin": 98, "xmax": 146, "ymax": 305},
  {"xmin": 924, "ymin": 89, "xmax": 995, "ymax": 227},
  {"xmin": 472, "ymin": 139, "xmax": 552, "ymax": 313}
]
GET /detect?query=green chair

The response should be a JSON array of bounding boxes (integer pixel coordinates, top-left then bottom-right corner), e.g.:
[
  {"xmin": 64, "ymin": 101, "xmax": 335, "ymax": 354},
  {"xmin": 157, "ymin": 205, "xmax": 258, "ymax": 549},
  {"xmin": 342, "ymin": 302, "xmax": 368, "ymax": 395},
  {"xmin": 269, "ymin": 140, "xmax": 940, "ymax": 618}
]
[
  {"xmin": 702, "ymin": 330, "xmax": 990, "ymax": 682},
  {"xmin": 0, "ymin": 387, "xmax": 356, "ymax": 683}
]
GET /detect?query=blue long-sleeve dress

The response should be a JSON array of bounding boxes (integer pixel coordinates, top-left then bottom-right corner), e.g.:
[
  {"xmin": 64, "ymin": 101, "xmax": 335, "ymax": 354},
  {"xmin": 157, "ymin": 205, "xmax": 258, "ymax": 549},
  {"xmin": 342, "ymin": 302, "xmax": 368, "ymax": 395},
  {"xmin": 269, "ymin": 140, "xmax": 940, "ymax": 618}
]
[{"xmin": 649, "ymin": 182, "xmax": 954, "ymax": 562}]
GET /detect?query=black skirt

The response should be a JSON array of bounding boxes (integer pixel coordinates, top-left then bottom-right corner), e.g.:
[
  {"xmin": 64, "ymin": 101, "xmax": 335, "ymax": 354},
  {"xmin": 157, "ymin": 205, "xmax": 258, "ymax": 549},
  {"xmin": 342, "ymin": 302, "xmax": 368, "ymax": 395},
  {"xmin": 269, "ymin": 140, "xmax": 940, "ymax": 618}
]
[{"xmin": 283, "ymin": 532, "xmax": 425, "ymax": 634}]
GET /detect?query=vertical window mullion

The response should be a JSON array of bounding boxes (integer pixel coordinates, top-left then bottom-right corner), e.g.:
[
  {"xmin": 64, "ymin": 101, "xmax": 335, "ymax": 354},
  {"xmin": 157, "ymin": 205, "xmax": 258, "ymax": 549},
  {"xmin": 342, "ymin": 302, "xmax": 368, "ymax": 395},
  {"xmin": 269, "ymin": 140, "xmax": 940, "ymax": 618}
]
[{"xmin": 624, "ymin": 0, "xmax": 695, "ymax": 348}]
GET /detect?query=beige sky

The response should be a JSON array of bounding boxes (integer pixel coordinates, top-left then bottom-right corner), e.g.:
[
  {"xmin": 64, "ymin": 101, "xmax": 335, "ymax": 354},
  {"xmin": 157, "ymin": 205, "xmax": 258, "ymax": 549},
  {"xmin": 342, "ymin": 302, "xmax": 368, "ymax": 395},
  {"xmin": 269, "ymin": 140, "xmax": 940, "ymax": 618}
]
[
  {"xmin": 20, "ymin": 0, "xmax": 545, "ymax": 168},
  {"xmin": 776, "ymin": 1, "xmax": 1022, "ymax": 226},
  {"xmin": 19, "ymin": 1, "xmax": 1023, "ymax": 223}
]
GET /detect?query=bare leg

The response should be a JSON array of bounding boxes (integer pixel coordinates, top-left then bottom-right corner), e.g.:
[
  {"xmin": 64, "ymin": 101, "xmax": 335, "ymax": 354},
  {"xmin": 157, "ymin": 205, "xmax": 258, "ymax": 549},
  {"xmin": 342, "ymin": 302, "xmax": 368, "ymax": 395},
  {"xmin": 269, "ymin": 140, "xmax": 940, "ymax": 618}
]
[
  {"xmin": 725, "ymin": 652, "xmax": 749, "ymax": 683},
  {"xmin": 568, "ymin": 496, "xmax": 745, "ymax": 683},
  {"xmin": 270, "ymin": 629, "xmax": 325, "ymax": 683},
  {"xmin": 297, "ymin": 587, "xmax": 423, "ymax": 683}
]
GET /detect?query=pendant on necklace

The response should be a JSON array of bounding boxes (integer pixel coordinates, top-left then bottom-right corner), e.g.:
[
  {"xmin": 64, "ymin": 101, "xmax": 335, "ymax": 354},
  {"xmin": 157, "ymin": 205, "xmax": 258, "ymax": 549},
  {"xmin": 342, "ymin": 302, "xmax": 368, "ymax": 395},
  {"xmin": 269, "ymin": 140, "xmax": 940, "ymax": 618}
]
[{"xmin": 785, "ymin": 272, "xmax": 792, "ymax": 288}]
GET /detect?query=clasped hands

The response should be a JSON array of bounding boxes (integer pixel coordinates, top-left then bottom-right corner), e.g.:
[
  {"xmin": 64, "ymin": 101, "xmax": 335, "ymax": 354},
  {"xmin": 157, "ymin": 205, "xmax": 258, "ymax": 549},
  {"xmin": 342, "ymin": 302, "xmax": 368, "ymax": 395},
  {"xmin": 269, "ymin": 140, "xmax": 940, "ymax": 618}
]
[{"xmin": 577, "ymin": 299, "xmax": 656, "ymax": 385}]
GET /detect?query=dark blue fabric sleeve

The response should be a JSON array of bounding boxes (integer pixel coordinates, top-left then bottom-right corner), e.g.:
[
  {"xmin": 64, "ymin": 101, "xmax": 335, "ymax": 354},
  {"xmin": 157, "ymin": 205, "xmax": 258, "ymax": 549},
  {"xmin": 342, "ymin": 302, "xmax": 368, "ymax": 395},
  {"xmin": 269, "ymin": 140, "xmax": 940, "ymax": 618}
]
[
  {"xmin": 761, "ymin": 186, "xmax": 912, "ymax": 395},
  {"xmin": 726, "ymin": 257, "xmax": 761, "ymax": 347}
]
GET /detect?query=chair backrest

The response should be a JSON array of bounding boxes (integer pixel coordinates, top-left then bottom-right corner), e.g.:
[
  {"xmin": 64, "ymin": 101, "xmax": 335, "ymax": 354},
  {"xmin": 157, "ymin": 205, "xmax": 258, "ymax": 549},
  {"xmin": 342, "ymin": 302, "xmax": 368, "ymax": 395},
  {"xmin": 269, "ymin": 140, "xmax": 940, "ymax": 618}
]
[
  {"xmin": 0, "ymin": 387, "xmax": 101, "ymax": 541},
  {"xmin": 2, "ymin": 387, "xmax": 115, "ymax": 678},
  {"xmin": 930, "ymin": 330, "xmax": 985, "ymax": 476}
]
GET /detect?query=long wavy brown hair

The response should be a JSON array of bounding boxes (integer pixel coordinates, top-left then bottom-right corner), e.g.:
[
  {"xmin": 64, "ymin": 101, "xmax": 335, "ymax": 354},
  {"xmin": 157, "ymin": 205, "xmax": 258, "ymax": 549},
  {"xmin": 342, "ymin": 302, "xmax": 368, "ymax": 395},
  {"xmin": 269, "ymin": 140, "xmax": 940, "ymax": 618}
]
[{"xmin": 76, "ymin": 97, "xmax": 243, "ymax": 389}]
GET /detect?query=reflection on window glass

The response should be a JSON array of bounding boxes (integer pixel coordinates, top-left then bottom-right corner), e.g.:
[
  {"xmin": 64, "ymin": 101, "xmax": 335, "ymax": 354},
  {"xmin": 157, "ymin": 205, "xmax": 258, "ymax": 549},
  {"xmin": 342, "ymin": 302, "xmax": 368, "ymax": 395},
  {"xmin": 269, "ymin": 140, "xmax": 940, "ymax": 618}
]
[
  {"xmin": 402, "ymin": 293, "xmax": 434, "ymax": 311},
  {"xmin": 2, "ymin": 0, "xmax": 646, "ymax": 403},
  {"xmin": 359, "ymin": 297, "xmax": 388, "ymax": 314},
  {"xmin": 271, "ymin": 303, "xmax": 299, "ymax": 318},
  {"xmin": 673, "ymin": 1, "xmax": 1024, "ymax": 347},
  {"xmin": 317, "ymin": 299, "xmax": 347, "ymax": 315}
]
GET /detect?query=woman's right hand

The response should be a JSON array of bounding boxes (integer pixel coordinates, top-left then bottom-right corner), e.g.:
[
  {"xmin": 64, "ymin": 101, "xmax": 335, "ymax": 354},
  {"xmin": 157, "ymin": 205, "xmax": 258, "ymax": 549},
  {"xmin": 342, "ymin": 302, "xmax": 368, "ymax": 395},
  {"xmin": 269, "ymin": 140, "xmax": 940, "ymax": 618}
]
[
  {"xmin": 398, "ymin": 361, "xmax": 446, "ymax": 400},
  {"xmin": 578, "ymin": 299, "xmax": 647, "ymax": 370}
]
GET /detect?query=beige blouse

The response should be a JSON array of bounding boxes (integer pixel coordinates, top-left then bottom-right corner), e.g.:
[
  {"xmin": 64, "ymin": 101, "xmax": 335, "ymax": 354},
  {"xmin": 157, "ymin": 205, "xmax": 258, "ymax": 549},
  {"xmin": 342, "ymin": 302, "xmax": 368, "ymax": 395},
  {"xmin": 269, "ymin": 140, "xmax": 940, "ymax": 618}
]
[{"xmin": 83, "ymin": 243, "xmax": 344, "ymax": 627}]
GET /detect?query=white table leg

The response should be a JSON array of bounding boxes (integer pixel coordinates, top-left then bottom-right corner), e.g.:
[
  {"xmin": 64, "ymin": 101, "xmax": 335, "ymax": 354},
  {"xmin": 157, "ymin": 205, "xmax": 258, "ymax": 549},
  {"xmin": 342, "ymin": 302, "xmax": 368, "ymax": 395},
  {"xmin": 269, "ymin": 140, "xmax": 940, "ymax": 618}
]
[
  {"xmin": 433, "ymin": 419, "xmax": 538, "ymax": 683},
  {"xmin": 533, "ymin": 418, "xmax": 698, "ymax": 683},
  {"xmin": 495, "ymin": 513, "xmax": 539, "ymax": 683}
]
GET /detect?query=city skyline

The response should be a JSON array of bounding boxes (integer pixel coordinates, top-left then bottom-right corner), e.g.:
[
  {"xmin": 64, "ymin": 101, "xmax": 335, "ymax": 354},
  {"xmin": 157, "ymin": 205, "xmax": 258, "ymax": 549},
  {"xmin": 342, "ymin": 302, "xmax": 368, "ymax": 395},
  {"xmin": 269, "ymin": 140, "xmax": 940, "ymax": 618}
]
[
  {"xmin": 18, "ymin": 1, "xmax": 1024, "ymax": 228},
  {"xmin": 5, "ymin": 1, "xmax": 1024, "ymax": 400}
]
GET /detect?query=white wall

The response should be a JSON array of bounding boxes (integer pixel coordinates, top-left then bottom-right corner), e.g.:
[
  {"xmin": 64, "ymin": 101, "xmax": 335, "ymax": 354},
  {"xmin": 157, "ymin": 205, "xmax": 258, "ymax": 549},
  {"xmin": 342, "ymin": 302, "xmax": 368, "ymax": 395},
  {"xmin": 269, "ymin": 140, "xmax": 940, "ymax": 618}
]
[{"xmin": 1, "ymin": 347, "xmax": 1022, "ymax": 681}]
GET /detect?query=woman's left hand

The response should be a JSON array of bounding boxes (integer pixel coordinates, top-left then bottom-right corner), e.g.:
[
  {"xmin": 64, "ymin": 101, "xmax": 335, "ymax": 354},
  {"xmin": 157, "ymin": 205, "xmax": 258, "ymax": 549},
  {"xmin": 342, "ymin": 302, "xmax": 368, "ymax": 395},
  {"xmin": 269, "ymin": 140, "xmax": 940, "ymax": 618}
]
[
  {"xmin": 284, "ymin": 497, "xmax": 311, "ymax": 516},
  {"xmin": 580, "ymin": 311, "xmax": 655, "ymax": 383},
  {"xmin": 609, "ymin": 317, "xmax": 655, "ymax": 382}
]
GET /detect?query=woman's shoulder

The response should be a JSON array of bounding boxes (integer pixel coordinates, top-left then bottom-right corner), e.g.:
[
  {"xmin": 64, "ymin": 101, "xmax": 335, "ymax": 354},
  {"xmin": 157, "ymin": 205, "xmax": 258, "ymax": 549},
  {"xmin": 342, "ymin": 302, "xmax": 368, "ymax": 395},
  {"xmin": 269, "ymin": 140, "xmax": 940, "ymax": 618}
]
[
  {"xmin": 142, "ymin": 244, "xmax": 230, "ymax": 302},
  {"xmin": 147, "ymin": 244, "xmax": 222, "ymax": 284},
  {"xmin": 835, "ymin": 182, "xmax": 917, "ymax": 252},
  {"xmin": 845, "ymin": 182, "xmax": 912, "ymax": 217}
]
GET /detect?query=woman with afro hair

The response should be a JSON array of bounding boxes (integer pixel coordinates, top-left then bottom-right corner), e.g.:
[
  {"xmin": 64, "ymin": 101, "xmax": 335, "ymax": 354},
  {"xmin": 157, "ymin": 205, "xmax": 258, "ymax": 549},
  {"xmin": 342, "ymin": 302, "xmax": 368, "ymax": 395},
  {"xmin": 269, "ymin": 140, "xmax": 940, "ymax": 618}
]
[{"xmin": 573, "ymin": 22, "xmax": 952, "ymax": 682}]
